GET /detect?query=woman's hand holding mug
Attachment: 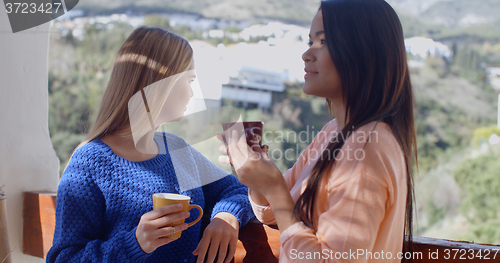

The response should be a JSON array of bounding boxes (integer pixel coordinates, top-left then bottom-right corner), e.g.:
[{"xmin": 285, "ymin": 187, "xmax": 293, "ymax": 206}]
[
  {"xmin": 135, "ymin": 203, "xmax": 190, "ymax": 254},
  {"xmin": 137, "ymin": 193, "xmax": 203, "ymax": 254}
]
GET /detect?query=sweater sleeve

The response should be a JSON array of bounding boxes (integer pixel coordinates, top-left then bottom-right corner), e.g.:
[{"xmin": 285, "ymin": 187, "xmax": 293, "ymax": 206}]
[
  {"xmin": 202, "ymin": 174, "xmax": 255, "ymax": 227},
  {"xmin": 46, "ymin": 148, "xmax": 150, "ymax": 263},
  {"xmin": 188, "ymin": 146, "xmax": 254, "ymax": 227}
]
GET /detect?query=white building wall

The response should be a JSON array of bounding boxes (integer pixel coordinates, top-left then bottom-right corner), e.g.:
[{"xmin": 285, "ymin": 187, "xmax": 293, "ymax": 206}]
[
  {"xmin": 221, "ymin": 86, "xmax": 272, "ymax": 108},
  {"xmin": 0, "ymin": 10, "xmax": 59, "ymax": 263},
  {"xmin": 498, "ymin": 94, "xmax": 500, "ymax": 129}
]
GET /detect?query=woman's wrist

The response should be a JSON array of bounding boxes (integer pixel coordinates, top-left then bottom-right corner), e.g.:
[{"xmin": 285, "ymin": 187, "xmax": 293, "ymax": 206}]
[
  {"xmin": 249, "ymin": 188, "xmax": 270, "ymax": 206},
  {"xmin": 213, "ymin": 212, "xmax": 240, "ymax": 229}
]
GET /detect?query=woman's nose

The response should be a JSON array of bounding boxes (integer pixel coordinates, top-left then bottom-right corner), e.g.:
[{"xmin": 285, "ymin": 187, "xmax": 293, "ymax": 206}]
[{"xmin": 302, "ymin": 48, "xmax": 313, "ymax": 63}]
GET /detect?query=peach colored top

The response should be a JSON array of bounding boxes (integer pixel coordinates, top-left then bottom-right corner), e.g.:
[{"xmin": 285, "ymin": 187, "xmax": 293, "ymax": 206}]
[{"xmin": 250, "ymin": 119, "xmax": 407, "ymax": 263}]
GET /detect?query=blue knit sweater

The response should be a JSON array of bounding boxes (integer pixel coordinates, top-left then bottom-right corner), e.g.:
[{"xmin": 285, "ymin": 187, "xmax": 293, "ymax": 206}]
[{"xmin": 47, "ymin": 132, "xmax": 254, "ymax": 263}]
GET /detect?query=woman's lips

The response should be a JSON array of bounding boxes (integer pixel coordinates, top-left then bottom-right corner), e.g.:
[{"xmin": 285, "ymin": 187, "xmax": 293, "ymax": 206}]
[{"xmin": 304, "ymin": 69, "xmax": 318, "ymax": 79}]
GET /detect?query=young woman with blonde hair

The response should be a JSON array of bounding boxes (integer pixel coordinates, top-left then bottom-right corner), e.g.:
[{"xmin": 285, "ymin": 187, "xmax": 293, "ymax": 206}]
[
  {"xmin": 220, "ymin": 0, "xmax": 416, "ymax": 262},
  {"xmin": 47, "ymin": 27, "xmax": 254, "ymax": 263}
]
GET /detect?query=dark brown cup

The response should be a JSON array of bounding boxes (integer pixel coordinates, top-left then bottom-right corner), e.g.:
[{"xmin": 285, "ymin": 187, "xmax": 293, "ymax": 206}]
[{"xmin": 222, "ymin": 121, "xmax": 264, "ymax": 147}]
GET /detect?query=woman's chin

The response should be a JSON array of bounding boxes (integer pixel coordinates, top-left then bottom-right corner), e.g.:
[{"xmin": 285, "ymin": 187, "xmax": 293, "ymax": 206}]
[{"xmin": 302, "ymin": 85, "xmax": 314, "ymax": 96}]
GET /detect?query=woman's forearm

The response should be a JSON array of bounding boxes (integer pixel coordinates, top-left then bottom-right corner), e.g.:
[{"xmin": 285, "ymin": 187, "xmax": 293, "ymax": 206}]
[{"xmin": 265, "ymin": 184, "xmax": 297, "ymax": 233}]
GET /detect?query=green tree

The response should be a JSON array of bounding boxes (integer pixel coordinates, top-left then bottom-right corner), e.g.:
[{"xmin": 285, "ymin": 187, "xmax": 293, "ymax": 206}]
[
  {"xmin": 454, "ymin": 152, "xmax": 500, "ymax": 244},
  {"xmin": 143, "ymin": 14, "xmax": 172, "ymax": 30}
]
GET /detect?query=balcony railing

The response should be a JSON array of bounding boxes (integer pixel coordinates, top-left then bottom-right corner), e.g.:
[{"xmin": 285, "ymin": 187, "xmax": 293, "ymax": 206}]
[{"xmin": 22, "ymin": 192, "xmax": 500, "ymax": 262}]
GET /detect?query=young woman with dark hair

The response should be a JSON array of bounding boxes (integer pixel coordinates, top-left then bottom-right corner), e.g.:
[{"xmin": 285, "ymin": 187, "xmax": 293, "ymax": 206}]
[{"xmin": 219, "ymin": 0, "xmax": 416, "ymax": 262}]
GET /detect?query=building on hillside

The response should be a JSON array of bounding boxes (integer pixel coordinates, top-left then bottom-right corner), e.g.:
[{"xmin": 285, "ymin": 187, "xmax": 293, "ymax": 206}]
[
  {"xmin": 221, "ymin": 66, "xmax": 285, "ymax": 110},
  {"xmin": 487, "ymin": 67, "xmax": 500, "ymax": 128},
  {"xmin": 404, "ymin": 36, "xmax": 453, "ymax": 63},
  {"xmin": 487, "ymin": 67, "xmax": 500, "ymax": 90}
]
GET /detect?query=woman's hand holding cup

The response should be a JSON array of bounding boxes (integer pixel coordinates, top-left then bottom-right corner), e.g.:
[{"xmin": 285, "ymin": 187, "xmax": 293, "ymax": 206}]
[
  {"xmin": 136, "ymin": 193, "xmax": 203, "ymax": 253},
  {"xmin": 135, "ymin": 203, "xmax": 190, "ymax": 254}
]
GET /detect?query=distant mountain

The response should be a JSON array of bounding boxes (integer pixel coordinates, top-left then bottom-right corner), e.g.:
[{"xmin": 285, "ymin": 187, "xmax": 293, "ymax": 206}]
[
  {"xmin": 386, "ymin": 0, "xmax": 443, "ymax": 15},
  {"xmin": 76, "ymin": 0, "xmax": 500, "ymax": 29},
  {"xmin": 76, "ymin": 0, "xmax": 319, "ymax": 23},
  {"xmin": 387, "ymin": 0, "xmax": 500, "ymax": 28}
]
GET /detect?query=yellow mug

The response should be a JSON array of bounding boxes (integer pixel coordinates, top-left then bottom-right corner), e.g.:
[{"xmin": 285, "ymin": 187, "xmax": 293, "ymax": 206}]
[{"xmin": 152, "ymin": 193, "xmax": 203, "ymax": 239}]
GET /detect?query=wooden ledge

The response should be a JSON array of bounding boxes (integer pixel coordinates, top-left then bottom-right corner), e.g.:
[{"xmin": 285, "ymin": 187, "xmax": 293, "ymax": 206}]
[
  {"xmin": 232, "ymin": 220, "xmax": 280, "ymax": 262},
  {"xmin": 22, "ymin": 192, "xmax": 500, "ymax": 262},
  {"xmin": 22, "ymin": 191, "xmax": 57, "ymax": 258}
]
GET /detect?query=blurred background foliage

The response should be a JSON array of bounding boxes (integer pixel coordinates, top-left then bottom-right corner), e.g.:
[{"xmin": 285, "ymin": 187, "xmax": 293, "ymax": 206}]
[{"xmin": 48, "ymin": 0, "xmax": 500, "ymax": 245}]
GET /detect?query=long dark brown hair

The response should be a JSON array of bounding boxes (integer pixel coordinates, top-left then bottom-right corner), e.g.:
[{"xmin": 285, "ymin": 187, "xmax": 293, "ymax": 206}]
[{"xmin": 293, "ymin": 0, "xmax": 416, "ymax": 261}]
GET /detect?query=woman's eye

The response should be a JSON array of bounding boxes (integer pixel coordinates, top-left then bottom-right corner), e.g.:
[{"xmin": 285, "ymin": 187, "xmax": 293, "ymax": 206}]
[{"xmin": 308, "ymin": 39, "xmax": 325, "ymax": 47}]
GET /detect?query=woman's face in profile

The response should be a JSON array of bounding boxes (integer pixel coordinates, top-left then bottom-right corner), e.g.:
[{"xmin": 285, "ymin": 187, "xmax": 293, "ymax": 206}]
[
  {"xmin": 157, "ymin": 61, "xmax": 195, "ymax": 123},
  {"xmin": 302, "ymin": 11, "xmax": 342, "ymax": 101}
]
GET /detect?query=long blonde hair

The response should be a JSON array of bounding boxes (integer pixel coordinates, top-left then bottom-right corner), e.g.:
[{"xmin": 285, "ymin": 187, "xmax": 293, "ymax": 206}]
[{"xmin": 67, "ymin": 27, "xmax": 193, "ymax": 167}]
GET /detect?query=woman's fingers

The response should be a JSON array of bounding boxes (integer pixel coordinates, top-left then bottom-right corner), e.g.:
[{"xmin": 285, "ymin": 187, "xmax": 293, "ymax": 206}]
[
  {"xmin": 205, "ymin": 234, "xmax": 222, "ymax": 263},
  {"xmin": 216, "ymin": 237, "xmax": 229, "ymax": 263},
  {"xmin": 150, "ymin": 211, "xmax": 190, "ymax": 228},
  {"xmin": 136, "ymin": 206, "xmax": 189, "ymax": 254},
  {"xmin": 196, "ymin": 216, "xmax": 238, "ymax": 263},
  {"xmin": 262, "ymin": 145, "xmax": 269, "ymax": 153},
  {"xmin": 227, "ymin": 130, "xmax": 243, "ymax": 167},
  {"xmin": 155, "ymin": 223, "xmax": 188, "ymax": 239},
  {"xmin": 224, "ymin": 238, "xmax": 237, "ymax": 263},
  {"xmin": 228, "ymin": 130, "xmax": 242, "ymax": 153},
  {"xmin": 195, "ymin": 236, "xmax": 211, "ymax": 263},
  {"xmin": 218, "ymin": 143, "xmax": 228, "ymax": 153},
  {"xmin": 218, "ymin": 155, "xmax": 230, "ymax": 164},
  {"xmin": 217, "ymin": 135, "xmax": 231, "ymax": 165},
  {"xmin": 227, "ymin": 129, "xmax": 266, "ymax": 174},
  {"xmin": 142, "ymin": 203, "xmax": 183, "ymax": 221},
  {"xmin": 217, "ymin": 133, "xmax": 230, "ymax": 157}
]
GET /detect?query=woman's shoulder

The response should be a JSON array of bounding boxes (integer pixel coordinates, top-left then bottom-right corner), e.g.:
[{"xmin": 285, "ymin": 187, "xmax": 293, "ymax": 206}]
[
  {"xmin": 323, "ymin": 118, "xmax": 339, "ymax": 133},
  {"xmin": 65, "ymin": 139, "xmax": 114, "ymax": 173},
  {"xmin": 327, "ymin": 121, "xmax": 405, "ymax": 195},
  {"xmin": 307, "ymin": 119, "xmax": 339, "ymax": 148},
  {"xmin": 344, "ymin": 121, "xmax": 398, "ymax": 149},
  {"xmin": 342, "ymin": 121, "xmax": 405, "ymax": 178},
  {"xmin": 339, "ymin": 122, "xmax": 404, "ymax": 172},
  {"xmin": 74, "ymin": 139, "xmax": 113, "ymax": 158},
  {"xmin": 59, "ymin": 140, "xmax": 112, "ymax": 197}
]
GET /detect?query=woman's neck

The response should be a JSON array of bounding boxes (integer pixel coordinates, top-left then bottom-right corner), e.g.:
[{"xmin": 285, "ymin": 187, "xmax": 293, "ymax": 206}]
[
  {"xmin": 100, "ymin": 127, "xmax": 159, "ymax": 162},
  {"xmin": 330, "ymin": 98, "xmax": 346, "ymax": 131}
]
